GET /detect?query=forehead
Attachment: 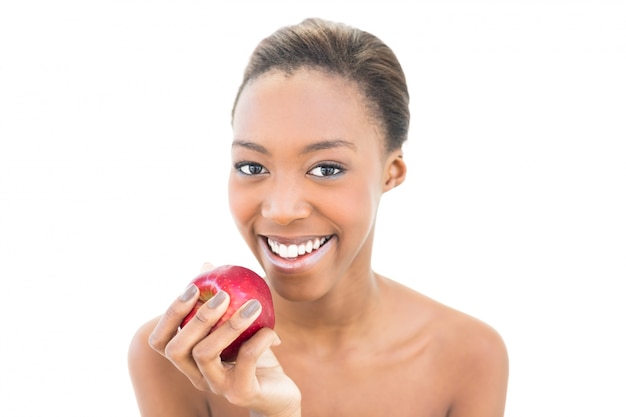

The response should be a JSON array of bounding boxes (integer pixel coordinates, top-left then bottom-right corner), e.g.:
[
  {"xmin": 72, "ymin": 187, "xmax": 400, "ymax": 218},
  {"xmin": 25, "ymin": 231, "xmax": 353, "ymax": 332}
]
[{"xmin": 232, "ymin": 69, "xmax": 383, "ymax": 148}]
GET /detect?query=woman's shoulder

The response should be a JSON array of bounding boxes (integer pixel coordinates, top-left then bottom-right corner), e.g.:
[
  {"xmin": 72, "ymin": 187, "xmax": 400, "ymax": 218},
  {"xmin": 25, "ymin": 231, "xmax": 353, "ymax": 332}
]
[
  {"xmin": 382, "ymin": 277, "xmax": 509, "ymax": 411},
  {"xmin": 382, "ymin": 276, "xmax": 508, "ymax": 370},
  {"xmin": 128, "ymin": 317, "xmax": 211, "ymax": 417},
  {"xmin": 128, "ymin": 316, "xmax": 163, "ymax": 373}
]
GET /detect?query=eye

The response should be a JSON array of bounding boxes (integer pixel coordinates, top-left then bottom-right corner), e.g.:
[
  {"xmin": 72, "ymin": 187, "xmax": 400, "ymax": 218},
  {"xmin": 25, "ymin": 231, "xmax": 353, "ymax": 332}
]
[
  {"xmin": 308, "ymin": 163, "xmax": 345, "ymax": 178},
  {"xmin": 235, "ymin": 162, "xmax": 268, "ymax": 176}
]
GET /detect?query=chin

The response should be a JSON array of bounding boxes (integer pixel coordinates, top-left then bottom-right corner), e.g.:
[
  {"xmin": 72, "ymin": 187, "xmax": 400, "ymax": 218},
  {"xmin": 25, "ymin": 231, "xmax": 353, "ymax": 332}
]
[{"xmin": 255, "ymin": 235, "xmax": 340, "ymax": 302}]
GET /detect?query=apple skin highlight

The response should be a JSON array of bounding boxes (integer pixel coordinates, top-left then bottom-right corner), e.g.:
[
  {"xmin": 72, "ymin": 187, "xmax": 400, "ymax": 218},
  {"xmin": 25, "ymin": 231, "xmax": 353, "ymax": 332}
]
[{"xmin": 180, "ymin": 265, "xmax": 275, "ymax": 362}]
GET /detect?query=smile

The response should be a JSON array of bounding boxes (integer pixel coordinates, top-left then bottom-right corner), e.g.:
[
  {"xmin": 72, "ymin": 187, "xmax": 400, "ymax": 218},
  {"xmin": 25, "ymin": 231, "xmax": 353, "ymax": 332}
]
[{"xmin": 267, "ymin": 236, "xmax": 332, "ymax": 259}]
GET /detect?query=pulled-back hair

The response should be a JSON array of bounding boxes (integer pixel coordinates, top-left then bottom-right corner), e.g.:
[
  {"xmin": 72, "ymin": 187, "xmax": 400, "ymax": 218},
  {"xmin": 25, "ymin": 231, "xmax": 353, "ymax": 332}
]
[{"xmin": 231, "ymin": 18, "xmax": 410, "ymax": 151}]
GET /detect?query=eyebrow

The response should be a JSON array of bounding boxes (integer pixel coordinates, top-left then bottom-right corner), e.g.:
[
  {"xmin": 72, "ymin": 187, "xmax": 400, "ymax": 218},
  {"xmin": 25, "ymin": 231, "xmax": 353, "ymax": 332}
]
[
  {"xmin": 299, "ymin": 139, "xmax": 357, "ymax": 155},
  {"xmin": 231, "ymin": 140, "xmax": 269, "ymax": 154},
  {"xmin": 231, "ymin": 138, "xmax": 357, "ymax": 155}
]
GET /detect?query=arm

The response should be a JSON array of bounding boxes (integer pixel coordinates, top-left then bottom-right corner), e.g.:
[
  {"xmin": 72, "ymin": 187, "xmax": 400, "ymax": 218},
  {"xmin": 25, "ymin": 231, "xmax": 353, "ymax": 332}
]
[
  {"xmin": 448, "ymin": 323, "xmax": 509, "ymax": 417},
  {"xmin": 128, "ymin": 317, "xmax": 210, "ymax": 417}
]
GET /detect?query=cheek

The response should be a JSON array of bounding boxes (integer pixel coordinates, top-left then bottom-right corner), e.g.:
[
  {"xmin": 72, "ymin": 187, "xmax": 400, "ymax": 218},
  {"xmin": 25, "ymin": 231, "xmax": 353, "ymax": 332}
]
[
  {"xmin": 228, "ymin": 176, "xmax": 257, "ymax": 231},
  {"xmin": 329, "ymin": 179, "xmax": 380, "ymax": 232}
]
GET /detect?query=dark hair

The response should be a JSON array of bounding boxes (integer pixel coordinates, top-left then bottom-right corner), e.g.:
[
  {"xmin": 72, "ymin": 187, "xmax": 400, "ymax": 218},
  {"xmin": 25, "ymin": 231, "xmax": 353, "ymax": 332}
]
[{"xmin": 231, "ymin": 18, "xmax": 410, "ymax": 151}]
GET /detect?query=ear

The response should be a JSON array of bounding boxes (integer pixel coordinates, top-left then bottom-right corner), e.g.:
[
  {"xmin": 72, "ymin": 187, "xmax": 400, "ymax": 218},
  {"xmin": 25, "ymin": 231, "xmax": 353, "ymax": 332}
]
[{"xmin": 382, "ymin": 150, "xmax": 407, "ymax": 192}]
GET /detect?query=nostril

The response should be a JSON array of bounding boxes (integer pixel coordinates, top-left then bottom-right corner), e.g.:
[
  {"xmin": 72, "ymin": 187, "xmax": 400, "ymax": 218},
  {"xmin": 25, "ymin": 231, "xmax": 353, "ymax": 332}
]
[{"xmin": 261, "ymin": 193, "xmax": 311, "ymax": 225}]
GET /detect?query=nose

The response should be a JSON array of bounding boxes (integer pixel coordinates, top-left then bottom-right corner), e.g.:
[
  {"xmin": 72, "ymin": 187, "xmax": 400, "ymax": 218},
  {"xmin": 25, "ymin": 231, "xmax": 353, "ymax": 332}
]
[{"xmin": 261, "ymin": 178, "xmax": 311, "ymax": 225}]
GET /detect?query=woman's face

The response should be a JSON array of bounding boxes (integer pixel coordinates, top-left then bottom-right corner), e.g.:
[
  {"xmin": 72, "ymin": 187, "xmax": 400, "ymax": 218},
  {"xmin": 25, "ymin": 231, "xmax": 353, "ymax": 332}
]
[{"xmin": 229, "ymin": 69, "xmax": 405, "ymax": 302}]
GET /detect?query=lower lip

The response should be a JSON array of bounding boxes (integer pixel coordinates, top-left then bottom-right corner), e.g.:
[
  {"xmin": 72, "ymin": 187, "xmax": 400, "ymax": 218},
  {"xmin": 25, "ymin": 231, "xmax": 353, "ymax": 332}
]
[{"xmin": 259, "ymin": 236, "xmax": 334, "ymax": 273}]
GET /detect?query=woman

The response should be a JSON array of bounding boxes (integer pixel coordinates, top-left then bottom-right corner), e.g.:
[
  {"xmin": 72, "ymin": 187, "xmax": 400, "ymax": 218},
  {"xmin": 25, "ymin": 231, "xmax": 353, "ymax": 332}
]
[{"xmin": 128, "ymin": 18, "xmax": 509, "ymax": 417}]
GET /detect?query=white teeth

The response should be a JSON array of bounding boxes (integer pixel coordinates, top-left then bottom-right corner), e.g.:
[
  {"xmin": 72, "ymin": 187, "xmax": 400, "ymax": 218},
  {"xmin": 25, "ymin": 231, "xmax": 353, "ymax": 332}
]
[
  {"xmin": 268, "ymin": 237, "xmax": 329, "ymax": 259},
  {"xmin": 287, "ymin": 244, "xmax": 298, "ymax": 258}
]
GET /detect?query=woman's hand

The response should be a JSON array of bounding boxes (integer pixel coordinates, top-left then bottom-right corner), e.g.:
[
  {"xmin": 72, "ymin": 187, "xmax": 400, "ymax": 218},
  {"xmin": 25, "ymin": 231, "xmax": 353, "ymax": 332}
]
[{"xmin": 148, "ymin": 263, "xmax": 301, "ymax": 417}]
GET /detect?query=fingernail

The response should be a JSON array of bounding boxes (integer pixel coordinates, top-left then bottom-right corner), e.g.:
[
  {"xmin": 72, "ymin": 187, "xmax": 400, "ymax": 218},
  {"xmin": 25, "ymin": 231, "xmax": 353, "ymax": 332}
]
[
  {"xmin": 207, "ymin": 290, "xmax": 227, "ymax": 308},
  {"xmin": 180, "ymin": 284, "xmax": 198, "ymax": 302},
  {"xmin": 240, "ymin": 299, "xmax": 261, "ymax": 318}
]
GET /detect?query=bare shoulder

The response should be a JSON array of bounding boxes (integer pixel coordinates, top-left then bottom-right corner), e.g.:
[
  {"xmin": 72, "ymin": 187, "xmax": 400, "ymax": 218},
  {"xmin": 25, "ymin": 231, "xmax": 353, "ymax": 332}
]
[
  {"xmin": 128, "ymin": 317, "xmax": 210, "ymax": 417},
  {"xmin": 386, "ymin": 277, "xmax": 505, "ymax": 345},
  {"xmin": 434, "ymin": 303, "xmax": 509, "ymax": 417},
  {"xmin": 381, "ymin": 277, "xmax": 509, "ymax": 416}
]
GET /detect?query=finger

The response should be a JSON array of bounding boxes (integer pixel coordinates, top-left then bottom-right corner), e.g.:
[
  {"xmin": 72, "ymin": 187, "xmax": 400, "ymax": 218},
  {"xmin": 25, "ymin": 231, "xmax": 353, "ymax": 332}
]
[
  {"xmin": 176, "ymin": 290, "xmax": 230, "ymax": 342},
  {"xmin": 164, "ymin": 290, "xmax": 231, "ymax": 389},
  {"xmin": 233, "ymin": 327, "xmax": 282, "ymax": 383},
  {"xmin": 148, "ymin": 284, "xmax": 200, "ymax": 353},
  {"xmin": 192, "ymin": 299, "xmax": 263, "ymax": 384},
  {"xmin": 219, "ymin": 329, "xmax": 283, "ymax": 408}
]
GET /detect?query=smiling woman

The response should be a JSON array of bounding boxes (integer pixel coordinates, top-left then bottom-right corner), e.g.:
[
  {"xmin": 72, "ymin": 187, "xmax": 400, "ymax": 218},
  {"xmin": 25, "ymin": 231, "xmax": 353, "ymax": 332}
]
[
  {"xmin": 229, "ymin": 68, "xmax": 402, "ymax": 298},
  {"xmin": 128, "ymin": 17, "xmax": 508, "ymax": 417}
]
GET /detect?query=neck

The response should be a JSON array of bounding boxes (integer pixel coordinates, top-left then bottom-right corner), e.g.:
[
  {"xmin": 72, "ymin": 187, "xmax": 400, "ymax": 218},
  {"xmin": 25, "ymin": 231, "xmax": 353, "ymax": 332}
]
[{"xmin": 273, "ymin": 269, "xmax": 383, "ymax": 356}]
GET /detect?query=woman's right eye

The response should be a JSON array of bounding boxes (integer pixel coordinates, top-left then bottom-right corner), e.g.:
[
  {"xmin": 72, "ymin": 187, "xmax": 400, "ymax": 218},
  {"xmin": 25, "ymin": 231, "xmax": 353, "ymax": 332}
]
[{"xmin": 235, "ymin": 162, "xmax": 268, "ymax": 176}]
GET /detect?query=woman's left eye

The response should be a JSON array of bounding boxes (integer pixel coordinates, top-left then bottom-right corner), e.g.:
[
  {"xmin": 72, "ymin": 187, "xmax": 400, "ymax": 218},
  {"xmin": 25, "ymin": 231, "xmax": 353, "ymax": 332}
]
[
  {"xmin": 235, "ymin": 162, "xmax": 268, "ymax": 176},
  {"xmin": 308, "ymin": 163, "xmax": 344, "ymax": 178}
]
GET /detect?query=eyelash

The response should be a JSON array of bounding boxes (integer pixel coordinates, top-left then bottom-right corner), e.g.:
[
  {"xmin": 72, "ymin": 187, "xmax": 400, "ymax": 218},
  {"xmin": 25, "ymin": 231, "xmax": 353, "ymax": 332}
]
[
  {"xmin": 308, "ymin": 162, "xmax": 345, "ymax": 178},
  {"xmin": 234, "ymin": 162, "xmax": 345, "ymax": 178},
  {"xmin": 234, "ymin": 162, "xmax": 268, "ymax": 176}
]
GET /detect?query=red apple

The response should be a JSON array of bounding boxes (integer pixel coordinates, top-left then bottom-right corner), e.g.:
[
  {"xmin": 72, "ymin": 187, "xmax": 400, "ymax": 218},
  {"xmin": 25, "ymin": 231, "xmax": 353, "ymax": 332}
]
[{"xmin": 180, "ymin": 264, "xmax": 275, "ymax": 362}]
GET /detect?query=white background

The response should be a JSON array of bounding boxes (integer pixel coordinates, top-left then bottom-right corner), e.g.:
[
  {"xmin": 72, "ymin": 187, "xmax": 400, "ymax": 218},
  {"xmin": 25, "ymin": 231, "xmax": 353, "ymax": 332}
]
[{"xmin": 1, "ymin": 1, "xmax": 624, "ymax": 416}]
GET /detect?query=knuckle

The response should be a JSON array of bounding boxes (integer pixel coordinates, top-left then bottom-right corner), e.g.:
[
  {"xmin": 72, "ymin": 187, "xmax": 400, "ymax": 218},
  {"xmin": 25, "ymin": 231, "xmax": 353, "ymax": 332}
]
[
  {"xmin": 192, "ymin": 308, "xmax": 212, "ymax": 324},
  {"xmin": 226, "ymin": 317, "xmax": 246, "ymax": 332},
  {"xmin": 164, "ymin": 304, "xmax": 183, "ymax": 321},
  {"xmin": 147, "ymin": 332, "xmax": 165, "ymax": 352},
  {"xmin": 191, "ymin": 344, "xmax": 213, "ymax": 365},
  {"xmin": 164, "ymin": 341, "xmax": 186, "ymax": 362},
  {"xmin": 190, "ymin": 345, "xmax": 203, "ymax": 362},
  {"xmin": 235, "ymin": 341, "xmax": 257, "ymax": 359}
]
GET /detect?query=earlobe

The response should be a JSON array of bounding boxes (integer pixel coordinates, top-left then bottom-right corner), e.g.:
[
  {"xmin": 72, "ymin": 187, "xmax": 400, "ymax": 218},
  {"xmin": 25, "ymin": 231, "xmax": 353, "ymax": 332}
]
[{"xmin": 383, "ymin": 152, "xmax": 407, "ymax": 192}]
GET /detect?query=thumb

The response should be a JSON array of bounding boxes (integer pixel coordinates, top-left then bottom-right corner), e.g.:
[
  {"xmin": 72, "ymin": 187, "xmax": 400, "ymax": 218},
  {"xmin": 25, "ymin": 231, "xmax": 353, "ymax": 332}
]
[
  {"xmin": 254, "ymin": 330, "xmax": 283, "ymax": 369},
  {"xmin": 199, "ymin": 261, "xmax": 215, "ymax": 273}
]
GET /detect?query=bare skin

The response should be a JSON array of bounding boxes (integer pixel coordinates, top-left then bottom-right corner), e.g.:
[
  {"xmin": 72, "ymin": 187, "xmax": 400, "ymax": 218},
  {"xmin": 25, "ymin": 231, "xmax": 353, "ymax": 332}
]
[{"xmin": 128, "ymin": 70, "xmax": 509, "ymax": 417}]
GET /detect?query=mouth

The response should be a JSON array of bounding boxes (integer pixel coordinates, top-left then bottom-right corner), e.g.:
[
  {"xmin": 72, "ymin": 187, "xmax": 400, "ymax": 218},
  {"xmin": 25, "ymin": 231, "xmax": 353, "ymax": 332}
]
[{"xmin": 266, "ymin": 235, "xmax": 333, "ymax": 259}]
